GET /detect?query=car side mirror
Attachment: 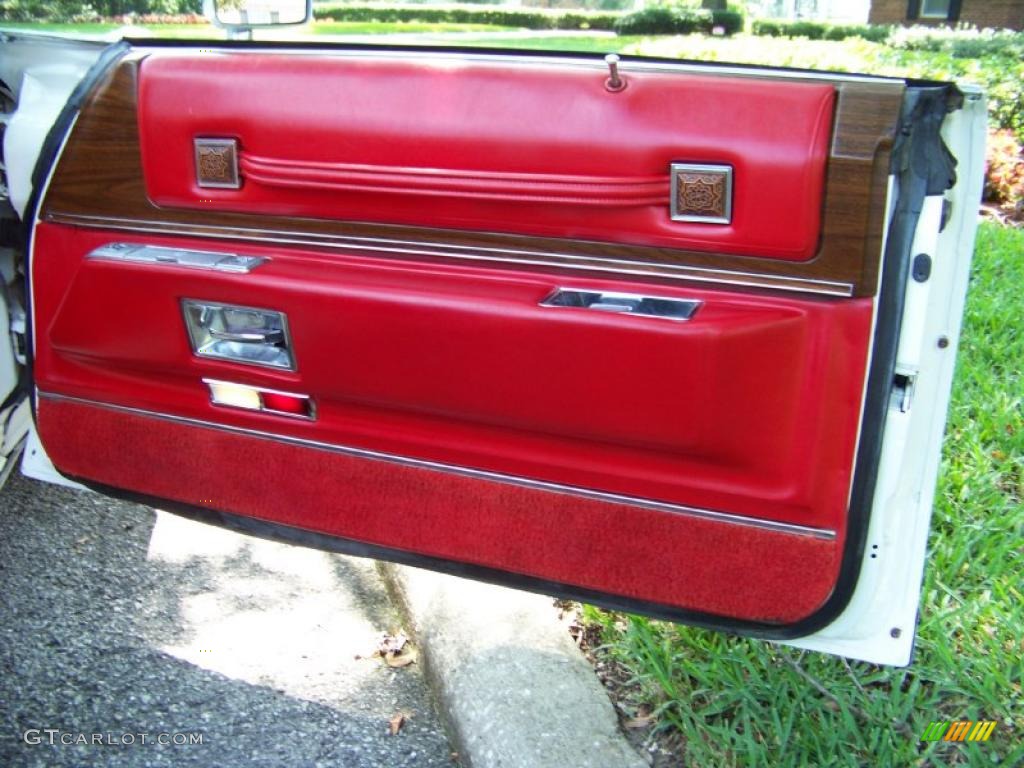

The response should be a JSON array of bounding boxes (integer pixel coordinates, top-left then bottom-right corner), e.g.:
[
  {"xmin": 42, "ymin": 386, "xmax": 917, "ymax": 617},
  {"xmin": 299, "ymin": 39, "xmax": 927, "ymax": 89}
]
[{"xmin": 204, "ymin": 0, "xmax": 312, "ymax": 37}]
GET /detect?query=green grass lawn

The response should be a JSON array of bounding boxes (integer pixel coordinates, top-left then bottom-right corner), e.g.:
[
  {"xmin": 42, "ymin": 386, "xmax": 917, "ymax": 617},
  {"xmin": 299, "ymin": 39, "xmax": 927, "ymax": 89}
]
[{"xmin": 582, "ymin": 221, "xmax": 1024, "ymax": 767}]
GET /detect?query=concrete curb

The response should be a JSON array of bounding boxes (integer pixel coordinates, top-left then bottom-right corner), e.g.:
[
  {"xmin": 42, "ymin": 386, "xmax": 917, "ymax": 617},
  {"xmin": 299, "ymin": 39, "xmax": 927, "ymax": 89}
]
[{"xmin": 378, "ymin": 562, "xmax": 647, "ymax": 768}]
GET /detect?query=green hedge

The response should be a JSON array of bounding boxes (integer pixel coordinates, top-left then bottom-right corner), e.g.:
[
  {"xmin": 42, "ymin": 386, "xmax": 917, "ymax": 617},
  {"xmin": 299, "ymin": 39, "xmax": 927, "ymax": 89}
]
[
  {"xmin": 887, "ymin": 25, "xmax": 1024, "ymax": 58},
  {"xmin": 313, "ymin": 3, "xmax": 621, "ymax": 31},
  {"xmin": 613, "ymin": 4, "xmax": 742, "ymax": 36},
  {"xmin": 615, "ymin": 6, "xmax": 697, "ymax": 35},
  {"xmin": 0, "ymin": 0, "xmax": 199, "ymax": 20},
  {"xmin": 711, "ymin": 8, "xmax": 743, "ymax": 35},
  {"xmin": 751, "ymin": 19, "xmax": 890, "ymax": 42}
]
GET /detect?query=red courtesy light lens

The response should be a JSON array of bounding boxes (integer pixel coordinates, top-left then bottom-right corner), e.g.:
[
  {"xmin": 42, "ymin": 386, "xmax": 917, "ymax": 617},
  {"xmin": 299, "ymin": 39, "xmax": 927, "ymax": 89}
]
[{"xmin": 260, "ymin": 391, "xmax": 310, "ymax": 416}]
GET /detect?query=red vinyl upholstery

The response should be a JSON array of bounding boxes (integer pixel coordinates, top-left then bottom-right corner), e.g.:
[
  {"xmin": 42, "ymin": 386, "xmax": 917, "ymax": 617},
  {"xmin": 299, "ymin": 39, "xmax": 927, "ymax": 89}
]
[{"xmin": 137, "ymin": 53, "xmax": 836, "ymax": 260}]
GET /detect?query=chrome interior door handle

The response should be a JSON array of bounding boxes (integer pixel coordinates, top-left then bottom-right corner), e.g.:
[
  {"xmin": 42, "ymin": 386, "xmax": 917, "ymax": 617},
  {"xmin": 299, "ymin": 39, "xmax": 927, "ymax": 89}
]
[
  {"xmin": 183, "ymin": 300, "xmax": 295, "ymax": 370},
  {"xmin": 207, "ymin": 326, "xmax": 285, "ymax": 344},
  {"xmin": 540, "ymin": 288, "xmax": 701, "ymax": 321}
]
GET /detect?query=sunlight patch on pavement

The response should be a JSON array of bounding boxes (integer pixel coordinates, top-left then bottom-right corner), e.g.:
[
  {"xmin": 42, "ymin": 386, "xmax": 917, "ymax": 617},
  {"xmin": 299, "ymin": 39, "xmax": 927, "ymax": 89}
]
[
  {"xmin": 146, "ymin": 510, "xmax": 386, "ymax": 703},
  {"xmin": 146, "ymin": 509, "xmax": 249, "ymax": 562}
]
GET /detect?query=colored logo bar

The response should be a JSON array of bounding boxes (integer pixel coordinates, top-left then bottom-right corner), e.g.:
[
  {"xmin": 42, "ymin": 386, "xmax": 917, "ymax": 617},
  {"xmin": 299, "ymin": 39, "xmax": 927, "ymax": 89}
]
[{"xmin": 921, "ymin": 721, "xmax": 997, "ymax": 742}]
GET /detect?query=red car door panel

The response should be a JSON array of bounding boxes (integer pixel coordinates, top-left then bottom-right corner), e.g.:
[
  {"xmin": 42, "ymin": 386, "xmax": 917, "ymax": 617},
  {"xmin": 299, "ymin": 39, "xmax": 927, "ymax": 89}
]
[{"xmin": 30, "ymin": 46, "xmax": 908, "ymax": 628}]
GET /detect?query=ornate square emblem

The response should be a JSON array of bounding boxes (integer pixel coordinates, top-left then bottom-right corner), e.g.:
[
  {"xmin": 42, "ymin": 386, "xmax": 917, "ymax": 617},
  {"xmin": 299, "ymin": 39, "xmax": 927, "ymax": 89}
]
[
  {"xmin": 194, "ymin": 138, "xmax": 240, "ymax": 189},
  {"xmin": 670, "ymin": 163, "xmax": 733, "ymax": 224}
]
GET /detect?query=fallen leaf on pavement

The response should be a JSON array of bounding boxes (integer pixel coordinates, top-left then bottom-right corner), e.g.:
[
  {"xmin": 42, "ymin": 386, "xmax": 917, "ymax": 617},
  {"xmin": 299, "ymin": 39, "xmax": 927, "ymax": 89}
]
[
  {"xmin": 358, "ymin": 632, "xmax": 411, "ymax": 661},
  {"xmin": 385, "ymin": 649, "xmax": 418, "ymax": 668},
  {"xmin": 624, "ymin": 715, "xmax": 655, "ymax": 729},
  {"xmin": 389, "ymin": 713, "xmax": 406, "ymax": 735},
  {"xmin": 376, "ymin": 632, "xmax": 408, "ymax": 656}
]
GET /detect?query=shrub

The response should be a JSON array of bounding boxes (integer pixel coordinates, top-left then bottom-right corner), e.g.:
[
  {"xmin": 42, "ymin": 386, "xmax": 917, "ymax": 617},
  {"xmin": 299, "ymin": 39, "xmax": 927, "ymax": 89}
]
[
  {"xmin": 0, "ymin": 0, "xmax": 199, "ymax": 20},
  {"xmin": 888, "ymin": 25, "xmax": 1024, "ymax": 59},
  {"xmin": 613, "ymin": 4, "xmax": 737, "ymax": 36},
  {"xmin": 312, "ymin": 4, "xmax": 621, "ymax": 31},
  {"xmin": 520, "ymin": 0, "xmax": 632, "ymax": 8},
  {"xmin": 823, "ymin": 22, "xmax": 890, "ymax": 42},
  {"xmin": 0, "ymin": 0, "xmax": 95, "ymax": 20},
  {"xmin": 986, "ymin": 68, "xmax": 1024, "ymax": 148},
  {"xmin": 985, "ymin": 129, "xmax": 1024, "ymax": 208},
  {"xmin": 710, "ymin": 8, "xmax": 743, "ymax": 35},
  {"xmin": 752, "ymin": 19, "xmax": 889, "ymax": 42},
  {"xmin": 782, "ymin": 20, "xmax": 824, "ymax": 39},
  {"xmin": 615, "ymin": 6, "xmax": 685, "ymax": 35},
  {"xmin": 883, "ymin": 47, "xmax": 1024, "ymax": 146},
  {"xmin": 672, "ymin": 7, "xmax": 711, "ymax": 34},
  {"xmin": 128, "ymin": 11, "xmax": 204, "ymax": 22},
  {"xmin": 557, "ymin": 11, "xmax": 619, "ymax": 30},
  {"xmin": 749, "ymin": 19, "xmax": 779, "ymax": 36},
  {"xmin": 752, "ymin": 19, "xmax": 820, "ymax": 38}
]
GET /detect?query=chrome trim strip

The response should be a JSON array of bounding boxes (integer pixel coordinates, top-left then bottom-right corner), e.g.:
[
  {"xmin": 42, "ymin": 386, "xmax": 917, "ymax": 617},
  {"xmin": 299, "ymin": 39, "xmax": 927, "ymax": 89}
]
[
  {"xmin": 203, "ymin": 377, "xmax": 312, "ymax": 402},
  {"xmin": 540, "ymin": 287, "xmax": 701, "ymax": 321},
  {"xmin": 46, "ymin": 213, "xmax": 855, "ymax": 297},
  {"xmin": 88, "ymin": 242, "xmax": 266, "ymax": 272},
  {"xmin": 39, "ymin": 391, "xmax": 837, "ymax": 541}
]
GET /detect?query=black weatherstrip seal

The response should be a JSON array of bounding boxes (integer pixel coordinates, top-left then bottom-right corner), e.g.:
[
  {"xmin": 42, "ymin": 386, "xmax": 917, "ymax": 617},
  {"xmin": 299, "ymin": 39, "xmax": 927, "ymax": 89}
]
[
  {"xmin": 37, "ymin": 45, "xmax": 959, "ymax": 639},
  {"xmin": 778, "ymin": 83, "xmax": 961, "ymax": 637},
  {"xmin": 21, "ymin": 39, "xmax": 131, "ymax": 416}
]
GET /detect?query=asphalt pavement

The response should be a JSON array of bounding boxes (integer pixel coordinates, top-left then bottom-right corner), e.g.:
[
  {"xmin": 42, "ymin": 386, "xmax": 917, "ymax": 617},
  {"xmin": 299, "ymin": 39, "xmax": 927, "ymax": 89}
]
[{"xmin": 0, "ymin": 471, "xmax": 455, "ymax": 767}]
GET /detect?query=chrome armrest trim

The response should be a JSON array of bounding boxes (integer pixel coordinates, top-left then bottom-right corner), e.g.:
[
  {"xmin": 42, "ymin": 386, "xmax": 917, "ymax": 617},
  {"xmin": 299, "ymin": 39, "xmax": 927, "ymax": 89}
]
[{"xmin": 87, "ymin": 242, "xmax": 266, "ymax": 273}]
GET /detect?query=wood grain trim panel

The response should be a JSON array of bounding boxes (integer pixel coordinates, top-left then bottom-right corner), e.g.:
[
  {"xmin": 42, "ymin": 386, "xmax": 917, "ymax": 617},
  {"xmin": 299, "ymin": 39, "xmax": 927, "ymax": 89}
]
[{"xmin": 41, "ymin": 51, "xmax": 904, "ymax": 298}]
